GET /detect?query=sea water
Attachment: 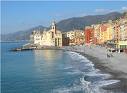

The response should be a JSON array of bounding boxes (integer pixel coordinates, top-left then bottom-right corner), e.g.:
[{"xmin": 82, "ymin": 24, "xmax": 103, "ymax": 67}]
[{"xmin": 1, "ymin": 42, "xmax": 121, "ymax": 93}]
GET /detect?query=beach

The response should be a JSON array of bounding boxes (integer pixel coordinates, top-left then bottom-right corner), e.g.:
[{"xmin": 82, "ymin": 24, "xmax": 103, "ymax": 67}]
[{"xmin": 64, "ymin": 45, "xmax": 127, "ymax": 92}]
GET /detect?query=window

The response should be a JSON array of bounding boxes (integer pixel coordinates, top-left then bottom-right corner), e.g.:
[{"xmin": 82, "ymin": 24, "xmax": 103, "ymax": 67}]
[{"xmin": 52, "ymin": 32, "xmax": 54, "ymax": 38}]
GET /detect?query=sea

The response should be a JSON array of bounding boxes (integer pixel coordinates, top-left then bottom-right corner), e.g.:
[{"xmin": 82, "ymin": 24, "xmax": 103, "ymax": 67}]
[{"xmin": 1, "ymin": 42, "xmax": 122, "ymax": 93}]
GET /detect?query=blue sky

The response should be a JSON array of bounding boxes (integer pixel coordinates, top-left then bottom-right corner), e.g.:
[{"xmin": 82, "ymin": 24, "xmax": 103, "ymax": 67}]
[{"xmin": 1, "ymin": 1, "xmax": 127, "ymax": 34}]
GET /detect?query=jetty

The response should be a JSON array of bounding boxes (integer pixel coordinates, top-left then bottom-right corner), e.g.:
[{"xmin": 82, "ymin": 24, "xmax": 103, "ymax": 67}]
[
  {"xmin": 11, "ymin": 43, "xmax": 63, "ymax": 52},
  {"xmin": 11, "ymin": 48, "xmax": 33, "ymax": 51}
]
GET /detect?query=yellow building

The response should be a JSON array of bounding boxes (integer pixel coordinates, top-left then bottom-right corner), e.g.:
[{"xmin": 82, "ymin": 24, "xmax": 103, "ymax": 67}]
[
  {"xmin": 106, "ymin": 21, "xmax": 114, "ymax": 41},
  {"xmin": 30, "ymin": 21, "xmax": 62, "ymax": 47},
  {"xmin": 98, "ymin": 22, "xmax": 114, "ymax": 44},
  {"xmin": 117, "ymin": 41, "xmax": 127, "ymax": 49},
  {"xmin": 99, "ymin": 24, "xmax": 108, "ymax": 44}
]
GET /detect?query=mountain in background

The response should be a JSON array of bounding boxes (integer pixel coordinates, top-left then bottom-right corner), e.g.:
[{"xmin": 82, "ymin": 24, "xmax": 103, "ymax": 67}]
[
  {"xmin": 1, "ymin": 12, "xmax": 122, "ymax": 41},
  {"xmin": 1, "ymin": 26, "xmax": 47, "ymax": 41},
  {"xmin": 56, "ymin": 12, "xmax": 122, "ymax": 31}
]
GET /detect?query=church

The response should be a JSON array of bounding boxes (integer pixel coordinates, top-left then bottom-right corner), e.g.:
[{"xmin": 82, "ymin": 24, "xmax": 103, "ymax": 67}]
[{"xmin": 30, "ymin": 21, "xmax": 62, "ymax": 47}]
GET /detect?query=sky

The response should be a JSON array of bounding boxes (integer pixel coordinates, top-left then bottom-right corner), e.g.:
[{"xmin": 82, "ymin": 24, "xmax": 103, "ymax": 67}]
[{"xmin": 1, "ymin": 1, "xmax": 127, "ymax": 34}]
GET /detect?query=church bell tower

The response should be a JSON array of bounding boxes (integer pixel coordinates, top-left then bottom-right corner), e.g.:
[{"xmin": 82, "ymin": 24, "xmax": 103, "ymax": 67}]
[{"xmin": 51, "ymin": 20, "xmax": 56, "ymax": 34}]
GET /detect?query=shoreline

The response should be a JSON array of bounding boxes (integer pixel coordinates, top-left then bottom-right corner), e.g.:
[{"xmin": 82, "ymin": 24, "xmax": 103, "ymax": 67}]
[
  {"xmin": 82, "ymin": 52, "xmax": 127, "ymax": 92},
  {"xmin": 64, "ymin": 45, "xmax": 127, "ymax": 92}
]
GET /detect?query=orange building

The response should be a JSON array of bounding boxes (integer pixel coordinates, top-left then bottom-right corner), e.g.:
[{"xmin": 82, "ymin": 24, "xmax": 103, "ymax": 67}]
[{"xmin": 84, "ymin": 26, "xmax": 94, "ymax": 45}]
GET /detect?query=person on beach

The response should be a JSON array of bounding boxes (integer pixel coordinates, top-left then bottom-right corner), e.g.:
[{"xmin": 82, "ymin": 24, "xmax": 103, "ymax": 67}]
[
  {"xmin": 107, "ymin": 53, "xmax": 110, "ymax": 58},
  {"xmin": 106, "ymin": 48, "xmax": 114, "ymax": 58},
  {"xmin": 110, "ymin": 50, "xmax": 113, "ymax": 57},
  {"xmin": 107, "ymin": 48, "xmax": 111, "ymax": 58}
]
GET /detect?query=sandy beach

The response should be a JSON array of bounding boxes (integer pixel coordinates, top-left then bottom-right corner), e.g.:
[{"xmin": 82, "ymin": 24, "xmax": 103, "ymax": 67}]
[{"xmin": 64, "ymin": 45, "xmax": 127, "ymax": 92}]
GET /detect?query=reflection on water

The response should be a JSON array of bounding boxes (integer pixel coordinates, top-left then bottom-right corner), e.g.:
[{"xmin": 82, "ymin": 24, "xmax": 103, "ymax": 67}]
[
  {"xmin": 33, "ymin": 50, "xmax": 63, "ymax": 62},
  {"xmin": 2, "ymin": 42, "xmax": 72, "ymax": 93},
  {"xmin": 33, "ymin": 50, "xmax": 64, "ymax": 74}
]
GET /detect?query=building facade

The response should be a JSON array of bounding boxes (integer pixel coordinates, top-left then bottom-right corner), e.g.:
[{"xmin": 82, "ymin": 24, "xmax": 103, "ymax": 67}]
[
  {"xmin": 30, "ymin": 21, "xmax": 62, "ymax": 47},
  {"xmin": 74, "ymin": 30, "xmax": 85, "ymax": 45},
  {"xmin": 84, "ymin": 26, "xmax": 94, "ymax": 45},
  {"xmin": 66, "ymin": 30, "xmax": 84, "ymax": 45},
  {"xmin": 62, "ymin": 32, "xmax": 69, "ymax": 46},
  {"xmin": 66, "ymin": 31, "xmax": 75, "ymax": 45},
  {"xmin": 84, "ymin": 12, "xmax": 127, "ymax": 52}
]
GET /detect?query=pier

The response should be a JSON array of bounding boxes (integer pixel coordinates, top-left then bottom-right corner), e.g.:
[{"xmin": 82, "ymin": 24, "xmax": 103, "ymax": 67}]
[{"xmin": 11, "ymin": 43, "xmax": 63, "ymax": 52}]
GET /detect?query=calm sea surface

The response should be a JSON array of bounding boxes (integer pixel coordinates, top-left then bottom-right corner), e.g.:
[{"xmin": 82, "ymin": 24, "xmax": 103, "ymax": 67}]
[{"xmin": 1, "ymin": 42, "xmax": 121, "ymax": 93}]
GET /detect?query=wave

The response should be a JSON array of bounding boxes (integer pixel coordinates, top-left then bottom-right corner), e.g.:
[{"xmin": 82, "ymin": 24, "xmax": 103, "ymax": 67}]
[
  {"xmin": 96, "ymin": 80, "xmax": 120, "ymax": 87},
  {"xmin": 68, "ymin": 51, "xmax": 90, "ymax": 62},
  {"xmin": 63, "ymin": 66, "xmax": 73, "ymax": 70},
  {"xmin": 52, "ymin": 78, "xmax": 119, "ymax": 93},
  {"xmin": 52, "ymin": 51, "xmax": 121, "ymax": 93},
  {"xmin": 84, "ymin": 72, "xmax": 112, "ymax": 79},
  {"xmin": 66, "ymin": 69, "xmax": 82, "ymax": 75}
]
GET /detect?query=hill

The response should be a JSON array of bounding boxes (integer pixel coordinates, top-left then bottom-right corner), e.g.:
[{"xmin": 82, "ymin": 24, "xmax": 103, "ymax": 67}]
[
  {"xmin": 1, "ymin": 25, "xmax": 47, "ymax": 41},
  {"xmin": 1, "ymin": 12, "xmax": 122, "ymax": 41},
  {"xmin": 56, "ymin": 12, "xmax": 122, "ymax": 31}
]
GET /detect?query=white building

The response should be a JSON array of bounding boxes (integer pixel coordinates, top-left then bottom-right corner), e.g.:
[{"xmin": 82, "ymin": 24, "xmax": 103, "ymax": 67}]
[
  {"xmin": 30, "ymin": 21, "xmax": 62, "ymax": 47},
  {"xmin": 66, "ymin": 31, "xmax": 75, "ymax": 40}
]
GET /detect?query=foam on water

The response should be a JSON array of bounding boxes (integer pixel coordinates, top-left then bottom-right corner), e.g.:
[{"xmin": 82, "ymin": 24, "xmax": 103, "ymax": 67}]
[
  {"xmin": 52, "ymin": 51, "xmax": 120, "ymax": 93},
  {"xmin": 85, "ymin": 72, "xmax": 112, "ymax": 79},
  {"xmin": 66, "ymin": 69, "xmax": 82, "ymax": 75},
  {"xmin": 63, "ymin": 66, "xmax": 73, "ymax": 70},
  {"xmin": 96, "ymin": 80, "xmax": 120, "ymax": 87}
]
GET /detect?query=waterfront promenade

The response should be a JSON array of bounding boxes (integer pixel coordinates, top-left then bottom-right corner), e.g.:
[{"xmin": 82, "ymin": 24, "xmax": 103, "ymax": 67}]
[{"xmin": 64, "ymin": 45, "xmax": 127, "ymax": 79}]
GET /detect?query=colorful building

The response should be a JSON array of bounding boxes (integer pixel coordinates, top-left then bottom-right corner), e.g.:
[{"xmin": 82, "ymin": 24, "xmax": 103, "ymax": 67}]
[
  {"xmin": 66, "ymin": 30, "xmax": 84, "ymax": 45},
  {"xmin": 92, "ymin": 24, "xmax": 100, "ymax": 44},
  {"xmin": 92, "ymin": 22, "xmax": 114, "ymax": 45},
  {"xmin": 118, "ymin": 41, "xmax": 127, "ymax": 50},
  {"xmin": 84, "ymin": 26, "xmax": 94, "ymax": 45},
  {"xmin": 74, "ymin": 30, "xmax": 85, "ymax": 45}
]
